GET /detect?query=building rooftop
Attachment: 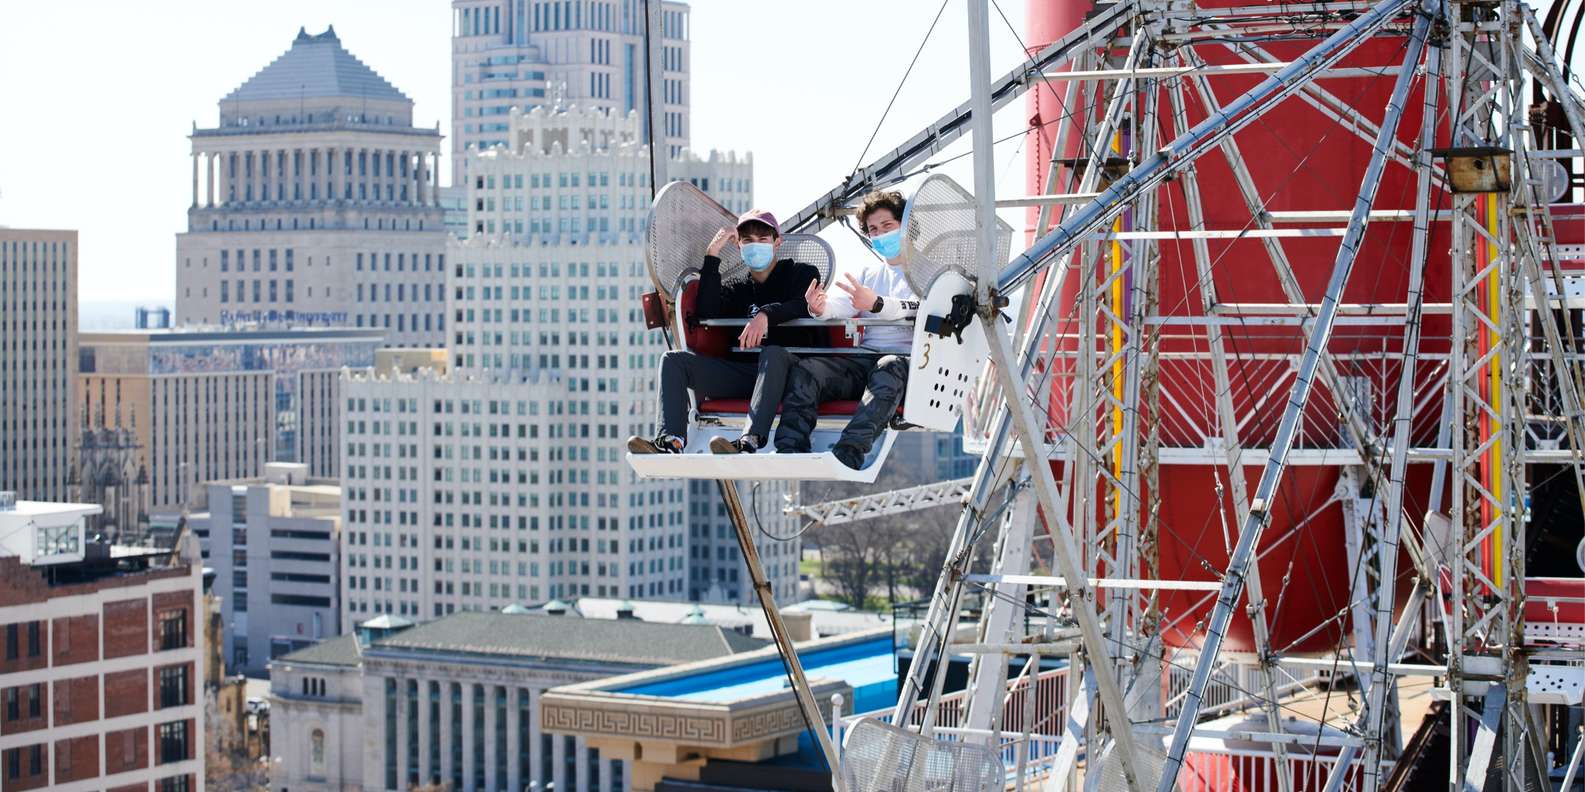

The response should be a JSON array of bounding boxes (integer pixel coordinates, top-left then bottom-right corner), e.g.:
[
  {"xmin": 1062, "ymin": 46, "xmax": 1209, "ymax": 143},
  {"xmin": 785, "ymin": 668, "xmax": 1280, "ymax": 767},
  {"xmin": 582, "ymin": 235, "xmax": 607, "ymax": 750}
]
[
  {"xmin": 223, "ymin": 26, "xmax": 409, "ymax": 106},
  {"xmin": 0, "ymin": 499, "xmax": 100, "ymax": 521},
  {"xmin": 562, "ymin": 597, "xmax": 900, "ymax": 641},
  {"xmin": 0, "ymin": 545, "xmax": 190, "ymax": 594},
  {"xmin": 369, "ymin": 610, "xmax": 766, "ymax": 666},
  {"xmin": 79, "ymin": 326, "xmax": 386, "ymax": 345},
  {"xmin": 277, "ymin": 634, "xmax": 362, "ymax": 668}
]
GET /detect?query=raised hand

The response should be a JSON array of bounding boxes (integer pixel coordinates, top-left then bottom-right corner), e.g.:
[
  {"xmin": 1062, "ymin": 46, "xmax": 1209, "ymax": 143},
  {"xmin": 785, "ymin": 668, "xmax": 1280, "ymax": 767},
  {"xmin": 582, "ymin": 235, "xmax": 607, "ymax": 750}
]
[
  {"xmin": 835, "ymin": 273, "xmax": 879, "ymax": 314},
  {"xmin": 707, "ymin": 228, "xmax": 738, "ymax": 257},
  {"xmin": 739, "ymin": 312, "xmax": 769, "ymax": 349},
  {"xmin": 804, "ymin": 280, "xmax": 828, "ymax": 317}
]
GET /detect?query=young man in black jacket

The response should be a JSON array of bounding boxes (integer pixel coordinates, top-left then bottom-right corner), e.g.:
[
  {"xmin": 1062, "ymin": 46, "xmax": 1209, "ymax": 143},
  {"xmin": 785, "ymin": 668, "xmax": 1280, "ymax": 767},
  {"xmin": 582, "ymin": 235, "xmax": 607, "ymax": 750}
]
[{"xmin": 627, "ymin": 209, "xmax": 822, "ymax": 455}]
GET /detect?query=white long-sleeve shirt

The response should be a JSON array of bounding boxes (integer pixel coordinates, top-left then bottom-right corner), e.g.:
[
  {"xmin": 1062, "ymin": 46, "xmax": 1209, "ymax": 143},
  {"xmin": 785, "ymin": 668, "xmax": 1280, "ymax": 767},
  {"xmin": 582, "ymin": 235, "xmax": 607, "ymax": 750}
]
[{"xmin": 815, "ymin": 260, "xmax": 919, "ymax": 353}]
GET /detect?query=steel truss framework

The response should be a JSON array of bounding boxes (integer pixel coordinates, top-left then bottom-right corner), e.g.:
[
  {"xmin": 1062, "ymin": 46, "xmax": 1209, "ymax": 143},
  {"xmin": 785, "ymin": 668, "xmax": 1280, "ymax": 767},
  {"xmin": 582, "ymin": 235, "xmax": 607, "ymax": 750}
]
[{"xmin": 768, "ymin": 0, "xmax": 1585, "ymax": 790}]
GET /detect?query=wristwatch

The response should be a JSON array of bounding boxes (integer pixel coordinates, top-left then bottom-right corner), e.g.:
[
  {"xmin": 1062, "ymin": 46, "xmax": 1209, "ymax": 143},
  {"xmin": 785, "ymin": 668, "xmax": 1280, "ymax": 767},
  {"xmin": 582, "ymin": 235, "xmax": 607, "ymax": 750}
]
[{"xmin": 872, "ymin": 296, "xmax": 884, "ymax": 313}]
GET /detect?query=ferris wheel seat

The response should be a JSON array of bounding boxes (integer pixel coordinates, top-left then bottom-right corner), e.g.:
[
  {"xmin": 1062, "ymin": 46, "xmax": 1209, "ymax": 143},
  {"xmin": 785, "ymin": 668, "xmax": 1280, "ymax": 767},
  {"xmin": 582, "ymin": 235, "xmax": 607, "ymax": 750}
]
[
  {"xmin": 1436, "ymin": 568, "xmax": 1585, "ymax": 646},
  {"xmin": 625, "ymin": 424, "xmax": 898, "ymax": 483}
]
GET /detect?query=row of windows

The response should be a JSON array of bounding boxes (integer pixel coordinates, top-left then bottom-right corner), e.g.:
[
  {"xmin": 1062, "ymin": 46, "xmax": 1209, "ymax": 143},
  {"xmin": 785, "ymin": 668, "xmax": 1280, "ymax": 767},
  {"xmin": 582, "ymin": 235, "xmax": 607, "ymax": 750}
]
[
  {"xmin": 219, "ymin": 279, "xmax": 294, "ymax": 304},
  {"xmin": 357, "ymin": 283, "xmax": 439, "ymax": 302},
  {"xmin": 354, "ymin": 313, "xmax": 443, "ymax": 334},
  {"xmin": 474, "ymin": 170, "xmax": 637, "ymax": 190},
  {"xmin": 219, "ymin": 247, "xmax": 293, "ymax": 273},
  {"xmin": 357, "ymin": 251, "xmax": 444, "ymax": 272},
  {"xmin": 0, "ymin": 240, "xmax": 71, "ymax": 272}
]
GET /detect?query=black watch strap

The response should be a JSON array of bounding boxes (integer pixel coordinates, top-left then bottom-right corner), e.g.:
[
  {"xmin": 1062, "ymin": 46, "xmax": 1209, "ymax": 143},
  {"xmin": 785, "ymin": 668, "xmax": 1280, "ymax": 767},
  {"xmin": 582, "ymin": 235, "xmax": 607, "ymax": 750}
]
[{"xmin": 872, "ymin": 296, "xmax": 884, "ymax": 313}]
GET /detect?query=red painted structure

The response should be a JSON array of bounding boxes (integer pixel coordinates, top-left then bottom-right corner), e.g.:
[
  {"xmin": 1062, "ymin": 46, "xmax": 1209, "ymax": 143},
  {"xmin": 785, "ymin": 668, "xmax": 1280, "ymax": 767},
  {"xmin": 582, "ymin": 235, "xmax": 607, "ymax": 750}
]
[{"xmin": 1026, "ymin": 0, "xmax": 1447, "ymax": 652}]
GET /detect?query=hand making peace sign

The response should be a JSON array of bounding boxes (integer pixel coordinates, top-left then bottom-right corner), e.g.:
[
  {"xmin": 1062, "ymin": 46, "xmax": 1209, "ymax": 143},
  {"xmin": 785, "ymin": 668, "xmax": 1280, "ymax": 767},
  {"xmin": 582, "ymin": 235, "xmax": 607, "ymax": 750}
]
[{"xmin": 835, "ymin": 272, "xmax": 879, "ymax": 314}]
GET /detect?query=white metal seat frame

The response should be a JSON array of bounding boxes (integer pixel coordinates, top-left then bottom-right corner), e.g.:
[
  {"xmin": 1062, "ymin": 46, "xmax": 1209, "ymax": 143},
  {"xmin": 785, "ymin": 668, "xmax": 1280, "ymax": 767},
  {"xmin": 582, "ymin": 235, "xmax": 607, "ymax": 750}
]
[{"xmin": 628, "ymin": 181, "xmax": 904, "ymax": 482}]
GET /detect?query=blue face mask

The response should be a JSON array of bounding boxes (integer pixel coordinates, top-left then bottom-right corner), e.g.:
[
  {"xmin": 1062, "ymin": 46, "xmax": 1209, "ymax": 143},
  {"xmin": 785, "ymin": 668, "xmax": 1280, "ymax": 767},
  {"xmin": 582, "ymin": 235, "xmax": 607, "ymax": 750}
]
[
  {"xmin": 741, "ymin": 242, "xmax": 775, "ymax": 271},
  {"xmin": 869, "ymin": 228, "xmax": 903, "ymax": 259}
]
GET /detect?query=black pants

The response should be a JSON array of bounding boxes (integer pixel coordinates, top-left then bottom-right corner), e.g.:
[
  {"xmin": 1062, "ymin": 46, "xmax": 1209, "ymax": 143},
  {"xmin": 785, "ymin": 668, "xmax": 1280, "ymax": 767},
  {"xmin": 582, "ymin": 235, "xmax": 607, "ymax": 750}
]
[
  {"xmin": 656, "ymin": 346, "xmax": 797, "ymax": 443},
  {"xmin": 776, "ymin": 354, "xmax": 910, "ymax": 457}
]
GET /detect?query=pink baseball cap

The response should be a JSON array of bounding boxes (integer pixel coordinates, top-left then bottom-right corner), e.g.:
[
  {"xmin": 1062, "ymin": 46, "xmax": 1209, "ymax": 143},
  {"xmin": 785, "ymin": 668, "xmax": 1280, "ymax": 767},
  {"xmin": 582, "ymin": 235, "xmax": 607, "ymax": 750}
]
[{"xmin": 735, "ymin": 209, "xmax": 779, "ymax": 234}]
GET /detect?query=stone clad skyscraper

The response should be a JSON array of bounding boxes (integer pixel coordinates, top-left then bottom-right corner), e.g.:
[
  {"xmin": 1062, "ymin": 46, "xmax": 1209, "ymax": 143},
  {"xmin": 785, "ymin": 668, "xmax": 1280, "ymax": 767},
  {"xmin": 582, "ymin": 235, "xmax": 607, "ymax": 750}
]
[
  {"xmin": 0, "ymin": 229, "xmax": 78, "ymax": 501},
  {"xmin": 177, "ymin": 27, "xmax": 447, "ymax": 346},
  {"xmin": 450, "ymin": 0, "xmax": 691, "ymax": 181},
  {"xmin": 339, "ymin": 105, "xmax": 797, "ymax": 624}
]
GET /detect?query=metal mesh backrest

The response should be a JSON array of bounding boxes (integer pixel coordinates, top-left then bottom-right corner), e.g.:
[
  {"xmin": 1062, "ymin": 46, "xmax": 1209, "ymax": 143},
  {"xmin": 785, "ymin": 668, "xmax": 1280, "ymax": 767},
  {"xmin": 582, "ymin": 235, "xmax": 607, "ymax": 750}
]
[
  {"xmin": 773, "ymin": 235, "xmax": 835, "ymax": 287},
  {"xmin": 646, "ymin": 181, "xmax": 740, "ymax": 295},
  {"xmin": 900, "ymin": 174, "xmax": 1014, "ymax": 296},
  {"xmin": 840, "ymin": 718, "xmax": 1004, "ymax": 792},
  {"xmin": 645, "ymin": 180, "xmax": 835, "ymax": 295}
]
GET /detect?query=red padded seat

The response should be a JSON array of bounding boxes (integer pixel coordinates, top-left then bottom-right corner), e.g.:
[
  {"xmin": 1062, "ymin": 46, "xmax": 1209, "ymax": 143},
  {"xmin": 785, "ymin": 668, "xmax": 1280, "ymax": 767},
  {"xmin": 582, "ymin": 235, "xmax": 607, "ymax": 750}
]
[{"xmin": 679, "ymin": 273, "xmax": 882, "ymax": 421}]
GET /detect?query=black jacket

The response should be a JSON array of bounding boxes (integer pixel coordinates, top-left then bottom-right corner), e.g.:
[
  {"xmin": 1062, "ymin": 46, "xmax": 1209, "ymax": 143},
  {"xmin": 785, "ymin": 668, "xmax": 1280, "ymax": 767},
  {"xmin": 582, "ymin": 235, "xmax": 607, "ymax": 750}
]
[{"xmin": 696, "ymin": 255, "xmax": 823, "ymax": 348}]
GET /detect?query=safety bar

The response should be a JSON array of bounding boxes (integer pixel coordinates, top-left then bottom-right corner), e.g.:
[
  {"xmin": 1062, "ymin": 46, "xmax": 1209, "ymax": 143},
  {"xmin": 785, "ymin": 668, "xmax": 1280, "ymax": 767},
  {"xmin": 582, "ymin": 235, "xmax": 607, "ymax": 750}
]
[
  {"xmin": 727, "ymin": 346, "xmax": 897, "ymax": 355},
  {"xmin": 698, "ymin": 318, "xmax": 913, "ymax": 327}
]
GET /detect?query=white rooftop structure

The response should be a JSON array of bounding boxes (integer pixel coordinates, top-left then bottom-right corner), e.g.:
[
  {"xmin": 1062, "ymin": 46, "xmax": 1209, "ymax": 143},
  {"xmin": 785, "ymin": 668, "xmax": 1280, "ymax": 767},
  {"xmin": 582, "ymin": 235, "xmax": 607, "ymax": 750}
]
[
  {"xmin": 0, "ymin": 491, "xmax": 101, "ymax": 565},
  {"xmin": 526, "ymin": 596, "xmax": 900, "ymax": 641}
]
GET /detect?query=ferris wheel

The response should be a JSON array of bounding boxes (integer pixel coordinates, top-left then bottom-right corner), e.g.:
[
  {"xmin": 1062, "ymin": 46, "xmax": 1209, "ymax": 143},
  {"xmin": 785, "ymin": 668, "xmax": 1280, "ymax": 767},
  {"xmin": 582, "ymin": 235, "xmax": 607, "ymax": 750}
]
[{"xmin": 629, "ymin": 0, "xmax": 1585, "ymax": 788}]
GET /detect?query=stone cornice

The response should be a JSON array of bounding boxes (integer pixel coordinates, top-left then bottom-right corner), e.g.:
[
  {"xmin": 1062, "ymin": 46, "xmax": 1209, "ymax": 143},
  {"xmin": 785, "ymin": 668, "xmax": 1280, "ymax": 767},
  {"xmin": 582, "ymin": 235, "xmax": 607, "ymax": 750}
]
[{"xmin": 540, "ymin": 679, "xmax": 850, "ymax": 750}]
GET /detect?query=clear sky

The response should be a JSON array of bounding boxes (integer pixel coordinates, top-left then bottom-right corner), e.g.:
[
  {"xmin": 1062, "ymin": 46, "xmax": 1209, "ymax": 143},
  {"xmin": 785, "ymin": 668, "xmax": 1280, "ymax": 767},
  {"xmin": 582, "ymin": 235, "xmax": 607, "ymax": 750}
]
[{"xmin": 0, "ymin": 0, "xmax": 1032, "ymax": 304}]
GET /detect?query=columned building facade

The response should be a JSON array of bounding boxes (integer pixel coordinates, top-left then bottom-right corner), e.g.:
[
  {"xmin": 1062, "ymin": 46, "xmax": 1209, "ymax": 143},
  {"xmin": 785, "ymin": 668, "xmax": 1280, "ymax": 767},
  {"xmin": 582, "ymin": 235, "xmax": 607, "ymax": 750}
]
[
  {"xmin": 270, "ymin": 611, "xmax": 763, "ymax": 792},
  {"xmin": 176, "ymin": 27, "xmax": 448, "ymax": 346}
]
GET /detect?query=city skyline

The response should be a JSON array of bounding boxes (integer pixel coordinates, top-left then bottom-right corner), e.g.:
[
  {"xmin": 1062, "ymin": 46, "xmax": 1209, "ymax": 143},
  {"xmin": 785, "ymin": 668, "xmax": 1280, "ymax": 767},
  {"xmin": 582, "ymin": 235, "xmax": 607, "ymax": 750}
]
[{"xmin": 0, "ymin": 0, "xmax": 1030, "ymax": 304}]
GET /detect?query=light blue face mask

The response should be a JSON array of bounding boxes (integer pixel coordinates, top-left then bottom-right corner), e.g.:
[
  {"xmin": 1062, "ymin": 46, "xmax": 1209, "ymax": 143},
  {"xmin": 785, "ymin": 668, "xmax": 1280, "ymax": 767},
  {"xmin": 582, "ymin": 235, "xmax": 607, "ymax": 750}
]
[
  {"xmin": 869, "ymin": 228, "xmax": 903, "ymax": 259},
  {"xmin": 741, "ymin": 242, "xmax": 775, "ymax": 271}
]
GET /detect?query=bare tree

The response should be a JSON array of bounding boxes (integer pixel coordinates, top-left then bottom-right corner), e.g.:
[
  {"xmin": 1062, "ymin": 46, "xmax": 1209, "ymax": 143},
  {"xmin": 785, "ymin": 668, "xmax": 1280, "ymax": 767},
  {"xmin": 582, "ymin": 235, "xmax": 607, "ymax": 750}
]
[
  {"xmin": 811, "ymin": 518, "xmax": 888, "ymax": 607},
  {"xmin": 205, "ymin": 740, "xmax": 268, "ymax": 791},
  {"xmin": 802, "ymin": 433, "xmax": 973, "ymax": 607}
]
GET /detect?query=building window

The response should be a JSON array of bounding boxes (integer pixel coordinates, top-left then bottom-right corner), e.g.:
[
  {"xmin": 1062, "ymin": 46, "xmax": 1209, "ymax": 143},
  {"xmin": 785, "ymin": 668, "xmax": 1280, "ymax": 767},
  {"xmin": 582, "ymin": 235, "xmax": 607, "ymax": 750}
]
[
  {"xmin": 158, "ymin": 609, "xmax": 189, "ymax": 651},
  {"xmin": 159, "ymin": 666, "xmax": 189, "ymax": 708},
  {"xmin": 158, "ymin": 776, "xmax": 192, "ymax": 792},
  {"xmin": 310, "ymin": 729, "xmax": 326, "ymax": 777},
  {"xmin": 25, "ymin": 623, "xmax": 38, "ymax": 657},
  {"xmin": 156, "ymin": 720, "xmax": 190, "ymax": 764},
  {"xmin": 384, "ymin": 679, "xmax": 398, "ymax": 790}
]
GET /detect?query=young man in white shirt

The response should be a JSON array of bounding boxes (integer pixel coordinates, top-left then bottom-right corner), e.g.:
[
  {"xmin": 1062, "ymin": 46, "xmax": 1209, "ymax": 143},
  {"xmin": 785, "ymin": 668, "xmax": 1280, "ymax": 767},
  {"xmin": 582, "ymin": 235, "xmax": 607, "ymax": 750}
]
[{"xmin": 774, "ymin": 191, "xmax": 920, "ymax": 469}]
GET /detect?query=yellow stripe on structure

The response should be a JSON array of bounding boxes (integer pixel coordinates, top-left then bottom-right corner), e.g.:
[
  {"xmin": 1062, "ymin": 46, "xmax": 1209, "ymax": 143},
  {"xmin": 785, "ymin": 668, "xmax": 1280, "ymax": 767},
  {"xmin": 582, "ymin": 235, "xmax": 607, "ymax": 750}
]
[
  {"xmin": 1485, "ymin": 195, "xmax": 1503, "ymax": 588},
  {"xmin": 1110, "ymin": 132, "xmax": 1125, "ymax": 531}
]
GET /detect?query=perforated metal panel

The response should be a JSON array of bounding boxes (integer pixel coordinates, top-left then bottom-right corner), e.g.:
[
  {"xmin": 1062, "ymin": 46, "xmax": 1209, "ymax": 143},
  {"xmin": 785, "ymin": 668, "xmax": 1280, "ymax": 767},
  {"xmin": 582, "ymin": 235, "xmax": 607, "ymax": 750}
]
[
  {"xmin": 646, "ymin": 181, "xmax": 740, "ymax": 294},
  {"xmin": 904, "ymin": 270, "xmax": 988, "ymax": 432},
  {"xmin": 900, "ymin": 174, "xmax": 1014, "ymax": 296},
  {"xmin": 645, "ymin": 180, "xmax": 835, "ymax": 295},
  {"xmin": 840, "ymin": 718, "xmax": 1004, "ymax": 792},
  {"xmin": 776, "ymin": 236, "xmax": 836, "ymax": 288}
]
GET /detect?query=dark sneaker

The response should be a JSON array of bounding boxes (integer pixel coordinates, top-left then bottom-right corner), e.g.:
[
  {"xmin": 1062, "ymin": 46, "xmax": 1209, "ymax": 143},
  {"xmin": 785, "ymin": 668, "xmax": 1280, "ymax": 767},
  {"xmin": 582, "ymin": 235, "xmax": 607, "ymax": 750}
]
[
  {"xmin": 709, "ymin": 435, "xmax": 761, "ymax": 454},
  {"xmin": 832, "ymin": 445, "xmax": 865, "ymax": 470},
  {"xmin": 628, "ymin": 435, "xmax": 683, "ymax": 454}
]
